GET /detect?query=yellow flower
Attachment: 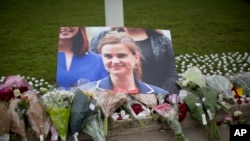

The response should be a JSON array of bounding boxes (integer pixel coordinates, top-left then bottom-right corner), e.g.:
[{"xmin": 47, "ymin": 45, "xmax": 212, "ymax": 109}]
[
  {"xmin": 84, "ymin": 91, "xmax": 94, "ymax": 98},
  {"xmin": 182, "ymin": 79, "xmax": 190, "ymax": 87}
]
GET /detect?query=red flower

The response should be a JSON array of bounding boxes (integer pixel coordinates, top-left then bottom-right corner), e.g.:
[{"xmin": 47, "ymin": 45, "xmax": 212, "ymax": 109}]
[
  {"xmin": 117, "ymin": 114, "xmax": 122, "ymax": 120},
  {"xmin": 244, "ymin": 99, "xmax": 249, "ymax": 103},
  {"xmin": 177, "ymin": 102, "xmax": 188, "ymax": 122},
  {"xmin": 232, "ymin": 86, "xmax": 240, "ymax": 99},
  {"xmin": 131, "ymin": 103, "xmax": 143, "ymax": 115},
  {"xmin": 178, "ymin": 112, "xmax": 187, "ymax": 122},
  {"xmin": 179, "ymin": 102, "xmax": 188, "ymax": 113},
  {"xmin": 216, "ymin": 120, "xmax": 223, "ymax": 126},
  {"xmin": 237, "ymin": 99, "xmax": 242, "ymax": 105}
]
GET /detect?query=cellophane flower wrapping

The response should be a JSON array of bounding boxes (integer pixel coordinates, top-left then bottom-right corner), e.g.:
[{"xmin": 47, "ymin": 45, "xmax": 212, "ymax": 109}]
[
  {"xmin": 227, "ymin": 72, "xmax": 250, "ymax": 97},
  {"xmin": 69, "ymin": 88, "xmax": 103, "ymax": 141},
  {"xmin": 41, "ymin": 89, "xmax": 74, "ymax": 141},
  {"xmin": 205, "ymin": 75, "xmax": 234, "ymax": 104},
  {"xmin": 82, "ymin": 110, "xmax": 106, "ymax": 141},
  {"xmin": 95, "ymin": 90, "xmax": 128, "ymax": 135},
  {"xmin": 176, "ymin": 67, "xmax": 206, "ymax": 92},
  {"xmin": 24, "ymin": 91, "xmax": 52, "ymax": 140},
  {"xmin": 184, "ymin": 94, "xmax": 214, "ymax": 141},
  {"xmin": 153, "ymin": 103, "xmax": 188, "ymax": 141},
  {"xmin": 122, "ymin": 95, "xmax": 152, "ymax": 128},
  {"xmin": 9, "ymin": 98, "xmax": 27, "ymax": 141},
  {"xmin": 131, "ymin": 94, "xmax": 157, "ymax": 108},
  {"xmin": 0, "ymin": 101, "xmax": 11, "ymax": 136},
  {"xmin": 131, "ymin": 93, "xmax": 161, "ymax": 120},
  {"xmin": 165, "ymin": 94, "xmax": 179, "ymax": 112},
  {"xmin": 197, "ymin": 86, "xmax": 221, "ymax": 140}
]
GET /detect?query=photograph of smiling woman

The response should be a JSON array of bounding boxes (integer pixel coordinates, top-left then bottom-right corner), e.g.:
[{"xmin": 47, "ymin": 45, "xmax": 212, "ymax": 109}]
[
  {"xmin": 89, "ymin": 27, "xmax": 179, "ymax": 94},
  {"xmin": 91, "ymin": 31, "xmax": 168, "ymax": 94}
]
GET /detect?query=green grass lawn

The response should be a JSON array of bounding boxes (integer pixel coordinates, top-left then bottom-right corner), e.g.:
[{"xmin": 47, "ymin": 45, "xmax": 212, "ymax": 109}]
[{"xmin": 0, "ymin": 0, "xmax": 250, "ymax": 83}]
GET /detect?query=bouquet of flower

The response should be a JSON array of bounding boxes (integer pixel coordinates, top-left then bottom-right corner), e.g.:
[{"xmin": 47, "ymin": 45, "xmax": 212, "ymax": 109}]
[
  {"xmin": 95, "ymin": 90, "xmax": 128, "ymax": 135},
  {"xmin": 184, "ymin": 93, "xmax": 213, "ymax": 141},
  {"xmin": 121, "ymin": 95, "xmax": 151, "ymax": 128},
  {"xmin": 41, "ymin": 89, "xmax": 74, "ymax": 141},
  {"xmin": 165, "ymin": 93, "xmax": 189, "ymax": 122},
  {"xmin": 178, "ymin": 67, "xmax": 224, "ymax": 141},
  {"xmin": 9, "ymin": 98, "xmax": 28, "ymax": 141},
  {"xmin": 165, "ymin": 94, "xmax": 179, "ymax": 111},
  {"xmin": 153, "ymin": 103, "xmax": 188, "ymax": 141},
  {"xmin": 197, "ymin": 86, "xmax": 221, "ymax": 140},
  {"xmin": 131, "ymin": 93, "xmax": 161, "ymax": 120},
  {"xmin": 177, "ymin": 102, "xmax": 188, "ymax": 122},
  {"xmin": 205, "ymin": 75, "xmax": 235, "ymax": 104},
  {"xmin": 69, "ymin": 88, "xmax": 104, "ymax": 141},
  {"xmin": 0, "ymin": 75, "xmax": 31, "ymax": 101},
  {"xmin": 82, "ymin": 110, "xmax": 106, "ymax": 141},
  {"xmin": 177, "ymin": 67, "xmax": 206, "ymax": 92},
  {"xmin": 0, "ymin": 101, "xmax": 11, "ymax": 138},
  {"xmin": 228, "ymin": 72, "xmax": 250, "ymax": 97},
  {"xmin": 23, "ymin": 91, "xmax": 52, "ymax": 141}
]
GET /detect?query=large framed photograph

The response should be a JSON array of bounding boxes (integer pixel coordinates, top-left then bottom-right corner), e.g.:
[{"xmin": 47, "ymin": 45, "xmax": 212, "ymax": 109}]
[{"xmin": 56, "ymin": 27, "xmax": 179, "ymax": 94}]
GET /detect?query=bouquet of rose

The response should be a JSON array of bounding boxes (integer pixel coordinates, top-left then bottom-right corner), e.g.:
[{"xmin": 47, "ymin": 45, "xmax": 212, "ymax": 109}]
[
  {"xmin": 95, "ymin": 90, "xmax": 128, "ymax": 135},
  {"xmin": 131, "ymin": 93, "xmax": 162, "ymax": 120},
  {"xmin": 153, "ymin": 103, "xmax": 188, "ymax": 141},
  {"xmin": 121, "ymin": 95, "xmax": 151, "ymax": 128},
  {"xmin": 41, "ymin": 89, "xmax": 74, "ymax": 141},
  {"xmin": 0, "ymin": 75, "xmax": 31, "ymax": 102}
]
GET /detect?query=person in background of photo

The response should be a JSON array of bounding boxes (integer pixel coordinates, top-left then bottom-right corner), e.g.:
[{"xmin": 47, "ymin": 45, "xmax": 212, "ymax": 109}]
[
  {"xmin": 56, "ymin": 27, "xmax": 108, "ymax": 90},
  {"xmin": 89, "ymin": 31, "xmax": 168, "ymax": 94},
  {"xmin": 90, "ymin": 27, "xmax": 179, "ymax": 94}
]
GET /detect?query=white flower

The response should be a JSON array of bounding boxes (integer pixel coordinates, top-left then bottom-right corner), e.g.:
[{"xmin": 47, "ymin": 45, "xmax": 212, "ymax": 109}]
[{"xmin": 234, "ymin": 110, "xmax": 242, "ymax": 117}]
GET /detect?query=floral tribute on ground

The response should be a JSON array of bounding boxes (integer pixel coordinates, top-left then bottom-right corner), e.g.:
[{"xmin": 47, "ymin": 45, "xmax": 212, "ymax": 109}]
[
  {"xmin": 176, "ymin": 66, "xmax": 250, "ymax": 141},
  {"xmin": 0, "ymin": 75, "xmax": 53, "ymax": 141},
  {"xmin": 0, "ymin": 71, "xmax": 250, "ymax": 141}
]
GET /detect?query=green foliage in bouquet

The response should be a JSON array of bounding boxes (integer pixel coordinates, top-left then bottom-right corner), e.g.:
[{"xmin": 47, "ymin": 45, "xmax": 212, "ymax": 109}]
[
  {"xmin": 82, "ymin": 110, "xmax": 106, "ymax": 141},
  {"xmin": 15, "ymin": 96, "xmax": 30, "ymax": 119},
  {"xmin": 197, "ymin": 87, "xmax": 221, "ymax": 140},
  {"xmin": 153, "ymin": 103, "xmax": 188, "ymax": 141},
  {"xmin": 41, "ymin": 89, "xmax": 74, "ymax": 141}
]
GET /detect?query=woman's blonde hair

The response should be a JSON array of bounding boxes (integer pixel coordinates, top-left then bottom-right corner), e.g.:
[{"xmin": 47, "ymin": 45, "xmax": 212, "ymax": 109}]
[{"xmin": 98, "ymin": 31, "xmax": 143, "ymax": 80}]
